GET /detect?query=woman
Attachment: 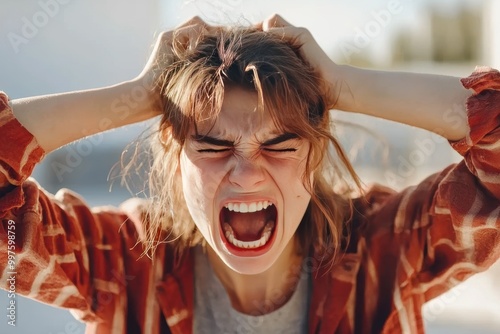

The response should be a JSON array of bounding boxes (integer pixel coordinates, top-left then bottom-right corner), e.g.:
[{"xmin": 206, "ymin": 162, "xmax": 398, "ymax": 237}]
[{"xmin": 0, "ymin": 15, "xmax": 499, "ymax": 333}]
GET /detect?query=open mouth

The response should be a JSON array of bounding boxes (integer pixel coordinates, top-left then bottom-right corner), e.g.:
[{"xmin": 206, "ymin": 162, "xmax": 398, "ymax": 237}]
[{"xmin": 220, "ymin": 201, "xmax": 277, "ymax": 250}]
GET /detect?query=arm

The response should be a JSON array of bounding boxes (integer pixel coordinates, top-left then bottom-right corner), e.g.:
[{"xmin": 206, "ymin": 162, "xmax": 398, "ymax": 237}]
[
  {"xmin": 0, "ymin": 92, "xmax": 149, "ymax": 324},
  {"xmin": 363, "ymin": 67, "xmax": 500, "ymax": 306},
  {"xmin": 9, "ymin": 27, "xmax": 171, "ymax": 154},
  {"xmin": 9, "ymin": 26, "xmax": 177, "ymax": 153},
  {"xmin": 11, "ymin": 17, "xmax": 211, "ymax": 153},
  {"xmin": 0, "ymin": 17, "xmax": 209, "ymax": 328},
  {"xmin": 11, "ymin": 78, "xmax": 161, "ymax": 153},
  {"xmin": 261, "ymin": 14, "xmax": 471, "ymax": 141},
  {"xmin": 262, "ymin": 11, "xmax": 500, "ymax": 306},
  {"xmin": 329, "ymin": 65, "xmax": 471, "ymax": 141},
  {"xmin": 0, "ymin": 44, "xmax": 164, "ymax": 192},
  {"xmin": 10, "ymin": 16, "xmax": 211, "ymax": 154}
]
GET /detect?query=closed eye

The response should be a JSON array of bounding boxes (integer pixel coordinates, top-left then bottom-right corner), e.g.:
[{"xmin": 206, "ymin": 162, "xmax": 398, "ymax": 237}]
[
  {"xmin": 263, "ymin": 148, "xmax": 297, "ymax": 152},
  {"xmin": 197, "ymin": 148, "xmax": 231, "ymax": 153}
]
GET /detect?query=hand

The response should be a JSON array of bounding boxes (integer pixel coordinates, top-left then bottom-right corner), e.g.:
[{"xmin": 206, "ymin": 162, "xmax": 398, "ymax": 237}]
[
  {"xmin": 259, "ymin": 14, "xmax": 341, "ymax": 108},
  {"xmin": 9, "ymin": 16, "xmax": 215, "ymax": 153},
  {"xmin": 135, "ymin": 16, "xmax": 212, "ymax": 114}
]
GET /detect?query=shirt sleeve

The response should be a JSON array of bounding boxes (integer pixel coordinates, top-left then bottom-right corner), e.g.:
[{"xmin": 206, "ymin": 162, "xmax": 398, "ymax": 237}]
[
  {"xmin": 0, "ymin": 92, "xmax": 149, "ymax": 323},
  {"xmin": 420, "ymin": 67, "xmax": 500, "ymax": 299},
  {"xmin": 363, "ymin": 67, "xmax": 500, "ymax": 303}
]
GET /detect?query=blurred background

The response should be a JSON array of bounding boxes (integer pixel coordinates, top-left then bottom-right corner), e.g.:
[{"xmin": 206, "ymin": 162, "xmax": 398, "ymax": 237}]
[{"xmin": 0, "ymin": 0, "xmax": 499, "ymax": 333}]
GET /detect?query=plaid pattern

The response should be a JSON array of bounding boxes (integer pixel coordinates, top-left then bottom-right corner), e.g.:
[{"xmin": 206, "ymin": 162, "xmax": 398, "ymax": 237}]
[{"xmin": 0, "ymin": 67, "xmax": 499, "ymax": 334}]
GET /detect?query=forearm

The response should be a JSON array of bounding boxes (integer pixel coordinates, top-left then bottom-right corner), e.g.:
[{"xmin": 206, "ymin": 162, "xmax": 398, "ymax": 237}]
[
  {"xmin": 331, "ymin": 65, "xmax": 472, "ymax": 141},
  {"xmin": 11, "ymin": 77, "xmax": 160, "ymax": 153}
]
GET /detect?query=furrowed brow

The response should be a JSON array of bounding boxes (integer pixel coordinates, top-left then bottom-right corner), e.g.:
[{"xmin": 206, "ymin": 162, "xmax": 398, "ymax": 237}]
[
  {"xmin": 261, "ymin": 133, "xmax": 299, "ymax": 146},
  {"xmin": 191, "ymin": 134, "xmax": 234, "ymax": 147}
]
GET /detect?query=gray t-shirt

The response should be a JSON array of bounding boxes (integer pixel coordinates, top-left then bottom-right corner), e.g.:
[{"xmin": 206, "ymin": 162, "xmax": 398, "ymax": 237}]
[{"xmin": 193, "ymin": 247, "xmax": 310, "ymax": 334}]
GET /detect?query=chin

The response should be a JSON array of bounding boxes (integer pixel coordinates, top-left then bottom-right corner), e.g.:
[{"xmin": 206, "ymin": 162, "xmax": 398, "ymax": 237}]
[{"xmin": 217, "ymin": 248, "xmax": 283, "ymax": 275}]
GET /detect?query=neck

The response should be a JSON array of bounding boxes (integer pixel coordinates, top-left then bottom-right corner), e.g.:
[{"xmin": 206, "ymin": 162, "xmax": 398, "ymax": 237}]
[{"xmin": 206, "ymin": 238, "xmax": 304, "ymax": 315}]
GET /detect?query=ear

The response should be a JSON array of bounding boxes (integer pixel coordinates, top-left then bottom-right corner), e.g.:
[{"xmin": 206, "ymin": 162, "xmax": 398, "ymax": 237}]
[
  {"xmin": 159, "ymin": 124, "xmax": 172, "ymax": 146},
  {"xmin": 159, "ymin": 125, "xmax": 183, "ymax": 177}
]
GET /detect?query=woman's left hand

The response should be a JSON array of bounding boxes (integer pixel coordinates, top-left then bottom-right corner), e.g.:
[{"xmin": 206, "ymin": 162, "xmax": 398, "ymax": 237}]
[
  {"xmin": 259, "ymin": 14, "xmax": 341, "ymax": 108},
  {"xmin": 258, "ymin": 14, "xmax": 470, "ymax": 141}
]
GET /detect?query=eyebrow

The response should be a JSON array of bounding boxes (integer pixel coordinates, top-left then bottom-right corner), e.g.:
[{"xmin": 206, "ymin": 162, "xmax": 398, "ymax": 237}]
[{"xmin": 191, "ymin": 132, "xmax": 299, "ymax": 147}]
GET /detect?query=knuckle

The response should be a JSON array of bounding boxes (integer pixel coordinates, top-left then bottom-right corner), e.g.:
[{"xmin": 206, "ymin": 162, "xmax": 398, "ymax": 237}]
[
  {"xmin": 189, "ymin": 15, "xmax": 204, "ymax": 25},
  {"xmin": 295, "ymin": 27, "xmax": 311, "ymax": 38},
  {"xmin": 296, "ymin": 27, "xmax": 308, "ymax": 34},
  {"xmin": 159, "ymin": 31, "xmax": 169, "ymax": 39},
  {"xmin": 265, "ymin": 13, "xmax": 279, "ymax": 23}
]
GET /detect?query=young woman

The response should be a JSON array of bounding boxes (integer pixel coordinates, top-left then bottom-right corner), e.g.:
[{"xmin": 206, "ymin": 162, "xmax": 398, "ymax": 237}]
[{"xmin": 0, "ymin": 15, "xmax": 499, "ymax": 334}]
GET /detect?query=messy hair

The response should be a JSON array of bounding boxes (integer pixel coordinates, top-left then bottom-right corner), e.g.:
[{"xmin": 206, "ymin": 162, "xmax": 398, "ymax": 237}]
[{"xmin": 143, "ymin": 27, "xmax": 361, "ymax": 267}]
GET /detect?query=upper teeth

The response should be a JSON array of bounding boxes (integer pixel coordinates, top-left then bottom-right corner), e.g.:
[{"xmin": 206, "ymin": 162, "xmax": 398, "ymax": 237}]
[{"xmin": 224, "ymin": 201, "xmax": 273, "ymax": 213}]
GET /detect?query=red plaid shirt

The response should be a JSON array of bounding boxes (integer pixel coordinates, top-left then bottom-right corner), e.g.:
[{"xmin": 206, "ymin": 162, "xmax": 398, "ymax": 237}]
[{"xmin": 1, "ymin": 68, "xmax": 499, "ymax": 333}]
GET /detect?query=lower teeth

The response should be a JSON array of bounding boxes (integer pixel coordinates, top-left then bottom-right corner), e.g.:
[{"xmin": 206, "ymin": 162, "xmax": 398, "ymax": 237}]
[{"xmin": 223, "ymin": 221, "xmax": 274, "ymax": 249}]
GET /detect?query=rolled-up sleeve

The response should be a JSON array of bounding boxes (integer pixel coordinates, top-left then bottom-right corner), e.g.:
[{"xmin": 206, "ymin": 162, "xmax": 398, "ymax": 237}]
[{"xmin": 0, "ymin": 91, "xmax": 150, "ymax": 328}]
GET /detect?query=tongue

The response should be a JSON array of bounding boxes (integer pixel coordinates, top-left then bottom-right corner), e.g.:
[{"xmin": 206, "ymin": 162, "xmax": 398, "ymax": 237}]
[{"xmin": 225, "ymin": 210, "xmax": 267, "ymax": 241}]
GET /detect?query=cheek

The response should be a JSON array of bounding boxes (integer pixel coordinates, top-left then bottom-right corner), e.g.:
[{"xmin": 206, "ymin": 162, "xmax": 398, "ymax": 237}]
[
  {"xmin": 179, "ymin": 155, "xmax": 214, "ymax": 229},
  {"xmin": 180, "ymin": 153, "xmax": 227, "ymax": 204},
  {"xmin": 270, "ymin": 158, "xmax": 311, "ymax": 215},
  {"xmin": 271, "ymin": 157, "xmax": 309, "ymax": 189}
]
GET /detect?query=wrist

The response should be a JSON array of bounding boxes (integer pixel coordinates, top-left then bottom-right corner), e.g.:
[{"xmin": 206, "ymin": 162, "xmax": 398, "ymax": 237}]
[
  {"xmin": 124, "ymin": 76, "xmax": 162, "ymax": 121},
  {"xmin": 325, "ymin": 64, "xmax": 356, "ymax": 112}
]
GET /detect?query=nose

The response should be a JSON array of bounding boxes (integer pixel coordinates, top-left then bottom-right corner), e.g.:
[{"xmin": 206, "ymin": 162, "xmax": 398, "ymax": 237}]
[{"xmin": 228, "ymin": 156, "xmax": 266, "ymax": 189}]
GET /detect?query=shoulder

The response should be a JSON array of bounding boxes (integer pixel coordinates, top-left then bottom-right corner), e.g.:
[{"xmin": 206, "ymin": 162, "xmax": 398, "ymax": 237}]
[
  {"xmin": 34, "ymin": 185, "xmax": 153, "ymax": 250},
  {"xmin": 116, "ymin": 197, "xmax": 151, "ymax": 241},
  {"xmin": 350, "ymin": 182, "xmax": 400, "ymax": 235},
  {"xmin": 352, "ymin": 183, "xmax": 397, "ymax": 218},
  {"xmin": 347, "ymin": 175, "xmax": 441, "ymax": 241}
]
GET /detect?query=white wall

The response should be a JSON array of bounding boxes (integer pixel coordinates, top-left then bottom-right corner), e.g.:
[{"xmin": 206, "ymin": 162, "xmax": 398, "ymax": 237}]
[{"xmin": 485, "ymin": 0, "xmax": 500, "ymax": 68}]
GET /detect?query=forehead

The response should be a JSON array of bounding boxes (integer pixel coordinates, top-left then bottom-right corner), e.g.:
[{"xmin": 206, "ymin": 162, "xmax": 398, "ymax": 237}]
[{"xmin": 195, "ymin": 86, "xmax": 281, "ymax": 138}]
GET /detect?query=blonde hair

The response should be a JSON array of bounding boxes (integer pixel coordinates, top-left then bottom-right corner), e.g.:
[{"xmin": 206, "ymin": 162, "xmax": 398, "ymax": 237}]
[{"xmin": 142, "ymin": 27, "xmax": 361, "ymax": 266}]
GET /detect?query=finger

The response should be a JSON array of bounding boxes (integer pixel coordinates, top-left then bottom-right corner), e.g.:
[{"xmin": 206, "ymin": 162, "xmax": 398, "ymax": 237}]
[
  {"xmin": 174, "ymin": 24, "xmax": 208, "ymax": 42},
  {"xmin": 262, "ymin": 14, "xmax": 293, "ymax": 31},
  {"xmin": 265, "ymin": 26, "xmax": 307, "ymax": 43},
  {"xmin": 176, "ymin": 16, "xmax": 214, "ymax": 48},
  {"xmin": 173, "ymin": 23, "xmax": 208, "ymax": 51},
  {"xmin": 152, "ymin": 24, "xmax": 203, "ymax": 59},
  {"xmin": 154, "ymin": 30, "xmax": 175, "ymax": 57},
  {"xmin": 253, "ymin": 21, "xmax": 263, "ymax": 30},
  {"xmin": 176, "ymin": 15, "xmax": 209, "ymax": 30}
]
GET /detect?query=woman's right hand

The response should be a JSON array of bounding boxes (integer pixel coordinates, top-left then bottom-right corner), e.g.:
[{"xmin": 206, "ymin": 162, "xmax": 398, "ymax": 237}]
[
  {"xmin": 136, "ymin": 16, "xmax": 212, "ymax": 113},
  {"xmin": 10, "ymin": 17, "xmax": 211, "ymax": 153}
]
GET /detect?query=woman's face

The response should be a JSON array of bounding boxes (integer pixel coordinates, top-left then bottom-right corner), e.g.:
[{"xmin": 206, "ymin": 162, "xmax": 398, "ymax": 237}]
[{"xmin": 179, "ymin": 86, "xmax": 312, "ymax": 275}]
